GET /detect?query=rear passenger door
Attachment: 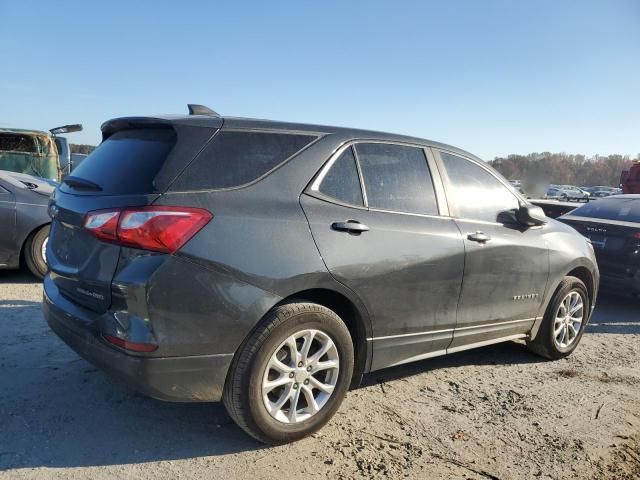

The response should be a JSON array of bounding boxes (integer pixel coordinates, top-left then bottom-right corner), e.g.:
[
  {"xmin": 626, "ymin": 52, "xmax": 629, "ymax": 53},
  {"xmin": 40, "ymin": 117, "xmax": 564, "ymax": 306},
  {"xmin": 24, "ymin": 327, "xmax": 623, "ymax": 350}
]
[
  {"xmin": 434, "ymin": 150, "xmax": 550, "ymax": 351},
  {"xmin": 301, "ymin": 142, "xmax": 465, "ymax": 370}
]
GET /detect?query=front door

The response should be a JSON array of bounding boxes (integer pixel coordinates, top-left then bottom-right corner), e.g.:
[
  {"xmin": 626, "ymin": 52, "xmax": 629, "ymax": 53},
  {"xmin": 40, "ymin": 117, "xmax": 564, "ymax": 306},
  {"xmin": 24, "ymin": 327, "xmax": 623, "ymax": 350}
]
[
  {"xmin": 302, "ymin": 142, "xmax": 465, "ymax": 370},
  {"xmin": 434, "ymin": 150, "xmax": 550, "ymax": 351}
]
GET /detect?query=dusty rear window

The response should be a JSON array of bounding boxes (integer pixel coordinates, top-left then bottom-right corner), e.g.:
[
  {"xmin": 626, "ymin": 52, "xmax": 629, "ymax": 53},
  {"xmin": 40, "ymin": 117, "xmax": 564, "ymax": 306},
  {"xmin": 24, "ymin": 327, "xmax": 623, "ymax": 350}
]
[
  {"xmin": 571, "ymin": 197, "xmax": 640, "ymax": 223},
  {"xmin": 60, "ymin": 128, "xmax": 176, "ymax": 195}
]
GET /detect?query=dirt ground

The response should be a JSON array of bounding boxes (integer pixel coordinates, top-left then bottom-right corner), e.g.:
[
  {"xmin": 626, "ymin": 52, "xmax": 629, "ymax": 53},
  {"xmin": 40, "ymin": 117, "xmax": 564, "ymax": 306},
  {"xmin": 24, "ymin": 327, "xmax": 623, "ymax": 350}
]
[{"xmin": 1, "ymin": 270, "xmax": 639, "ymax": 480}]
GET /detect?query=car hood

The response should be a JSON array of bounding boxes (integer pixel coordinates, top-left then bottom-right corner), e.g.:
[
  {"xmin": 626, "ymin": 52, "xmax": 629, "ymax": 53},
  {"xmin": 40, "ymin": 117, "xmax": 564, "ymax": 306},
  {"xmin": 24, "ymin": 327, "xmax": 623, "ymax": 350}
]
[{"xmin": 0, "ymin": 170, "xmax": 58, "ymax": 196}]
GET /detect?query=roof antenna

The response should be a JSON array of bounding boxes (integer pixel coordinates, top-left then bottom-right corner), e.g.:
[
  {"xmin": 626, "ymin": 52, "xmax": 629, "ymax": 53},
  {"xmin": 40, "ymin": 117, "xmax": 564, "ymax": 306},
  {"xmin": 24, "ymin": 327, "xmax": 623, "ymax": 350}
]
[{"xmin": 187, "ymin": 104, "xmax": 219, "ymax": 116}]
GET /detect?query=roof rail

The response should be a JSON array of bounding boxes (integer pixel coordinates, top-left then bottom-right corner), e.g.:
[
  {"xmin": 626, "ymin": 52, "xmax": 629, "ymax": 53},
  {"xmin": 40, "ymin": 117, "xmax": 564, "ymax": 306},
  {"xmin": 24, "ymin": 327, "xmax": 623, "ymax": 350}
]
[{"xmin": 187, "ymin": 104, "xmax": 219, "ymax": 116}]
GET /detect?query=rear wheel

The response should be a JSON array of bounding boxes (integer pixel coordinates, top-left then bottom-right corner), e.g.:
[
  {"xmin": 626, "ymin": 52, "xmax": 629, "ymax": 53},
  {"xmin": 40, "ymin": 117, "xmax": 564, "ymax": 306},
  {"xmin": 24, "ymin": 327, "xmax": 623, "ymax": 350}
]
[
  {"xmin": 24, "ymin": 225, "xmax": 50, "ymax": 279},
  {"xmin": 223, "ymin": 301, "xmax": 354, "ymax": 444},
  {"xmin": 527, "ymin": 276, "xmax": 590, "ymax": 359}
]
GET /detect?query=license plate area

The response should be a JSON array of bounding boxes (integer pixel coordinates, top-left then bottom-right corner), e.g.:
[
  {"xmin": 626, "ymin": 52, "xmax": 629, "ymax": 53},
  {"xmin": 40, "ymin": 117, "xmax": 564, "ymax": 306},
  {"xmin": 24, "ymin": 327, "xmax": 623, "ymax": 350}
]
[{"xmin": 588, "ymin": 233, "xmax": 607, "ymax": 249}]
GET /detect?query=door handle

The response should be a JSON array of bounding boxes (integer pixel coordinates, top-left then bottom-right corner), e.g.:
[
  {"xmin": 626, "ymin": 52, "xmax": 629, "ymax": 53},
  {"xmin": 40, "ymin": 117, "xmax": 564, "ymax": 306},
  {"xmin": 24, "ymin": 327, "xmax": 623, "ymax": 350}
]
[
  {"xmin": 467, "ymin": 231, "xmax": 491, "ymax": 243},
  {"xmin": 331, "ymin": 220, "xmax": 370, "ymax": 234}
]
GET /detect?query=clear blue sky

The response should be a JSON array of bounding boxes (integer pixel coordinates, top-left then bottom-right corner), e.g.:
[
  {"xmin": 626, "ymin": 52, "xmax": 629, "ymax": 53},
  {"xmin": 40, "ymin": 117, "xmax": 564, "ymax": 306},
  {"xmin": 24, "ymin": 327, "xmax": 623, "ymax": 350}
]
[{"xmin": 1, "ymin": 0, "xmax": 638, "ymax": 159}]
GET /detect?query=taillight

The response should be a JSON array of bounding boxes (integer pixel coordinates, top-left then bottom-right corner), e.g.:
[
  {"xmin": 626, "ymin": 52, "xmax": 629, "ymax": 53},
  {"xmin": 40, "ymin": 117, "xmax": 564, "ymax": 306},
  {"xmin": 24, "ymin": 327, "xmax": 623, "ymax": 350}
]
[
  {"xmin": 84, "ymin": 210, "xmax": 120, "ymax": 242},
  {"xmin": 83, "ymin": 206, "xmax": 212, "ymax": 253},
  {"xmin": 103, "ymin": 334, "xmax": 158, "ymax": 352},
  {"xmin": 633, "ymin": 232, "xmax": 640, "ymax": 240}
]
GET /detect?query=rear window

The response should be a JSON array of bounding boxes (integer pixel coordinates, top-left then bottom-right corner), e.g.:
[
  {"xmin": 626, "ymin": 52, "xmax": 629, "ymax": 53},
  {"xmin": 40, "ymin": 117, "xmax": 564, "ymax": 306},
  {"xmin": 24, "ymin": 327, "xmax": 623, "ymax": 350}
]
[
  {"xmin": 60, "ymin": 128, "xmax": 176, "ymax": 194},
  {"xmin": 171, "ymin": 131, "xmax": 317, "ymax": 190},
  {"xmin": 570, "ymin": 197, "xmax": 640, "ymax": 223},
  {"xmin": 0, "ymin": 134, "xmax": 38, "ymax": 153}
]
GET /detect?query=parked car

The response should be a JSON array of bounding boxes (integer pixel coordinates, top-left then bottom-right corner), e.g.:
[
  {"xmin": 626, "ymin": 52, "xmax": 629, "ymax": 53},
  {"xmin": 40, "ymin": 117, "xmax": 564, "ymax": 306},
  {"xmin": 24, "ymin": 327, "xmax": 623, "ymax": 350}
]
[
  {"xmin": 43, "ymin": 105, "xmax": 599, "ymax": 444},
  {"xmin": 70, "ymin": 153, "xmax": 88, "ymax": 170},
  {"xmin": 591, "ymin": 190, "xmax": 615, "ymax": 198},
  {"xmin": 559, "ymin": 195, "xmax": 640, "ymax": 295},
  {"xmin": 530, "ymin": 198, "xmax": 581, "ymax": 218},
  {"xmin": 0, "ymin": 170, "xmax": 54, "ymax": 278},
  {"xmin": 547, "ymin": 186, "xmax": 590, "ymax": 200},
  {"xmin": 561, "ymin": 185, "xmax": 591, "ymax": 199},
  {"xmin": 546, "ymin": 186, "xmax": 572, "ymax": 199},
  {"xmin": 583, "ymin": 186, "xmax": 621, "ymax": 197},
  {"xmin": 0, "ymin": 125, "xmax": 82, "ymax": 182}
]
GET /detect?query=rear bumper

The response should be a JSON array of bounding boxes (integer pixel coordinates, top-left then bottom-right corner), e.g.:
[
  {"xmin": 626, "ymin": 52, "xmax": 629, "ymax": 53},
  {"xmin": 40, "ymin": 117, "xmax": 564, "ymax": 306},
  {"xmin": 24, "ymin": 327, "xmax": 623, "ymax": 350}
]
[
  {"xmin": 43, "ymin": 278, "xmax": 233, "ymax": 402},
  {"xmin": 600, "ymin": 273, "xmax": 640, "ymax": 294},
  {"xmin": 598, "ymin": 262, "xmax": 640, "ymax": 294}
]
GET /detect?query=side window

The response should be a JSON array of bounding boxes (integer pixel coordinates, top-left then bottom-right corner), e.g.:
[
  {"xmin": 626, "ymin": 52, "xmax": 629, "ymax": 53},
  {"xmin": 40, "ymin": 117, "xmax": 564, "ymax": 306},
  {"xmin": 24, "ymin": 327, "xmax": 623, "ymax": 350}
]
[
  {"xmin": 318, "ymin": 147, "xmax": 364, "ymax": 206},
  {"xmin": 172, "ymin": 131, "xmax": 317, "ymax": 190},
  {"xmin": 355, "ymin": 143, "xmax": 438, "ymax": 215},
  {"xmin": 440, "ymin": 151, "xmax": 520, "ymax": 223}
]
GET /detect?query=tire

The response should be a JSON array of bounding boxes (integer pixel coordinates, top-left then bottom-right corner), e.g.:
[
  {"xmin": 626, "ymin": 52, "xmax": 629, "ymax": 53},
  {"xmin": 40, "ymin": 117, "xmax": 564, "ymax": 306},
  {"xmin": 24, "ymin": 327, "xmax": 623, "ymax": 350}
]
[
  {"xmin": 223, "ymin": 301, "xmax": 354, "ymax": 444},
  {"xmin": 24, "ymin": 225, "xmax": 50, "ymax": 280},
  {"xmin": 527, "ymin": 276, "xmax": 590, "ymax": 360}
]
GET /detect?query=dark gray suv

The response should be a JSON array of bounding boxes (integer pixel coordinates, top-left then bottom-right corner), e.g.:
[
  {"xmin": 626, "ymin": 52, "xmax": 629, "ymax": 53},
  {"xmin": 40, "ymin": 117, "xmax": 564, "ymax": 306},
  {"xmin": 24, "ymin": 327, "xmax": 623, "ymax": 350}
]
[{"xmin": 43, "ymin": 105, "xmax": 599, "ymax": 444}]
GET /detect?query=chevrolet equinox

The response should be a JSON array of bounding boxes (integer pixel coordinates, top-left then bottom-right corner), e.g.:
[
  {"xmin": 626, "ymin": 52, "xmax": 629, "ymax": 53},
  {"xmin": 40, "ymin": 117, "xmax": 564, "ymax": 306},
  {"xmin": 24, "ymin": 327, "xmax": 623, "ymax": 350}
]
[{"xmin": 43, "ymin": 105, "xmax": 599, "ymax": 444}]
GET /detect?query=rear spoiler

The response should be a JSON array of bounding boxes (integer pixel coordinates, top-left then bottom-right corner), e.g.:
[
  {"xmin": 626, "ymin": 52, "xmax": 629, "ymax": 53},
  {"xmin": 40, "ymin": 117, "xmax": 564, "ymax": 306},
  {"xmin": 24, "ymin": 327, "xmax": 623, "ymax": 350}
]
[
  {"xmin": 101, "ymin": 105, "xmax": 223, "ymax": 140},
  {"xmin": 101, "ymin": 117, "xmax": 175, "ymax": 140}
]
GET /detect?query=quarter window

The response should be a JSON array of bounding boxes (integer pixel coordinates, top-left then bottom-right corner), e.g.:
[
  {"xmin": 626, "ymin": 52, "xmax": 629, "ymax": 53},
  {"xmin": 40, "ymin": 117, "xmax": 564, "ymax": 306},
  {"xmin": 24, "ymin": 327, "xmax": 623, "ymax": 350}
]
[
  {"xmin": 355, "ymin": 143, "xmax": 438, "ymax": 215},
  {"xmin": 440, "ymin": 151, "xmax": 520, "ymax": 223},
  {"xmin": 318, "ymin": 147, "xmax": 364, "ymax": 206},
  {"xmin": 172, "ymin": 131, "xmax": 317, "ymax": 190}
]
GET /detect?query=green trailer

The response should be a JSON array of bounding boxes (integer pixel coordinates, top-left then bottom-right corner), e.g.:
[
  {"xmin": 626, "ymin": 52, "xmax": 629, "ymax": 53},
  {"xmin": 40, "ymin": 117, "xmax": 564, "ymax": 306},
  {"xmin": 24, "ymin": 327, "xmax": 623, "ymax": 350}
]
[{"xmin": 0, "ymin": 124, "xmax": 82, "ymax": 181}]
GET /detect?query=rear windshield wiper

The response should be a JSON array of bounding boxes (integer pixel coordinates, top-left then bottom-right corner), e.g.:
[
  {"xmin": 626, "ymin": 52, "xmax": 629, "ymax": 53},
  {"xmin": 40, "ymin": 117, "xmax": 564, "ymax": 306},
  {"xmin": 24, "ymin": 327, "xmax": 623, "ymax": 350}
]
[{"xmin": 63, "ymin": 176, "xmax": 102, "ymax": 191}]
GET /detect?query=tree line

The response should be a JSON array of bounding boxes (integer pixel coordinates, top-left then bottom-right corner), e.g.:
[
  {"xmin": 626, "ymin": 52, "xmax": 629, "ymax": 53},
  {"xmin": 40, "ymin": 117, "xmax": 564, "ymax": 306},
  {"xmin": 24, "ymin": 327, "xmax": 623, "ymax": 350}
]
[
  {"xmin": 489, "ymin": 153, "xmax": 637, "ymax": 187},
  {"xmin": 69, "ymin": 144, "xmax": 636, "ymax": 188},
  {"xmin": 70, "ymin": 144, "xmax": 95, "ymax": 155}
]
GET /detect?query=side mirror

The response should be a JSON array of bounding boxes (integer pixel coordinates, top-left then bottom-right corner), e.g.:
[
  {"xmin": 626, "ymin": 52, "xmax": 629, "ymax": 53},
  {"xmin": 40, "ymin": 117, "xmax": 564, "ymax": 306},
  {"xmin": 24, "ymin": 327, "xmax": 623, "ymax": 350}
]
[{"xmin": 517, "ymin": 204, "xmax": 547, "ymax": 227}]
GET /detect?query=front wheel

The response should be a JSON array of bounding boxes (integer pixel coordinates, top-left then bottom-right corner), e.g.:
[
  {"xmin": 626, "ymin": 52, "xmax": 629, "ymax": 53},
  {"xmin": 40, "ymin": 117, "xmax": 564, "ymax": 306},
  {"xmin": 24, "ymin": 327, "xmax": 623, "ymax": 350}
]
[
  {"xmin": 527, "ymin": 276, "xmax": 590, "ymax": 359},
  {"xmin": 223, "ymin": 302, "xmax": 354, "ymax": 444},
  {"xmin": 24, "ymin": 225, "xmax": 50, "ymax": 279}
]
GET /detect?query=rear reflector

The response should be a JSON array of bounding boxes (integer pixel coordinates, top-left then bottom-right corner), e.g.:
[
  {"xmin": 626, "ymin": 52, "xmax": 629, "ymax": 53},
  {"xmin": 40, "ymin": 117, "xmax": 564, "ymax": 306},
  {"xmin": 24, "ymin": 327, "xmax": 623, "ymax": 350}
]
[
  {"xmin": 84, "ymin": 206, "xmax": 212, "ymax": 253},
  {"xmin": 104, "ymin": 334, "xmax": 158, "ymax": 352}
]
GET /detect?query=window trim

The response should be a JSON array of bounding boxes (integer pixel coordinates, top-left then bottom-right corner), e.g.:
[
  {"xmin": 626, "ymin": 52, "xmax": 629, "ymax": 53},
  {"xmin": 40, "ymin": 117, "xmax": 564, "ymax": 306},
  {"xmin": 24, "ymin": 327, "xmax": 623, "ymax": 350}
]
[
  {"xmin": 433, "ymin": 147, "xmax": 524, "ymax": 225},
  {"xmin": 308, "ymin": 139, "xmax": 449, "ymax": 218},
  {"xmin": 308, "ymin": 144, "xmax": 366, "ymax": 209},
  {"xmin": 351, "ymin": 146, "xmax": 369, "ymax": 207}
]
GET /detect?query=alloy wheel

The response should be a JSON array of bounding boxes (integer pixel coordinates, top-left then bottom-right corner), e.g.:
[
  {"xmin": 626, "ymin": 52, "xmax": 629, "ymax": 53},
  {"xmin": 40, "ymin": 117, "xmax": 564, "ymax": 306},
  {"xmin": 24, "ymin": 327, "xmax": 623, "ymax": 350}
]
[
  {"xmin": 553, "ymin": 291, "xmax": 584, "ymax": 349},
  {"xmin": 41, "ymin": 236, "xmax": 49, "ymax": 265},
  {"xmin": 261, "ymin": 329, "xmax": 339, "ymax": 424}
]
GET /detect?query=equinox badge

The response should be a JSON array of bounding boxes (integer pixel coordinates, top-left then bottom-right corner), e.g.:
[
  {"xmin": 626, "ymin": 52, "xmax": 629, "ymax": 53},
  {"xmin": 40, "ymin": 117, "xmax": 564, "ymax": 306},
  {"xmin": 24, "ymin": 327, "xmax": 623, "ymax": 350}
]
[{"xmin": 513, "ymin": 293, "xmax": 539, "ymax": 301}]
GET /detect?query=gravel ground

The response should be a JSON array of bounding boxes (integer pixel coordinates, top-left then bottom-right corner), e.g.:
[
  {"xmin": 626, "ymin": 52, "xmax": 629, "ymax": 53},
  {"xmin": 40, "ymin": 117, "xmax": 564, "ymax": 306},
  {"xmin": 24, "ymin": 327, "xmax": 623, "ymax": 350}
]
[{"xmin": 1, "ymin": 270, "xmax": 639, "ymax": 479}]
